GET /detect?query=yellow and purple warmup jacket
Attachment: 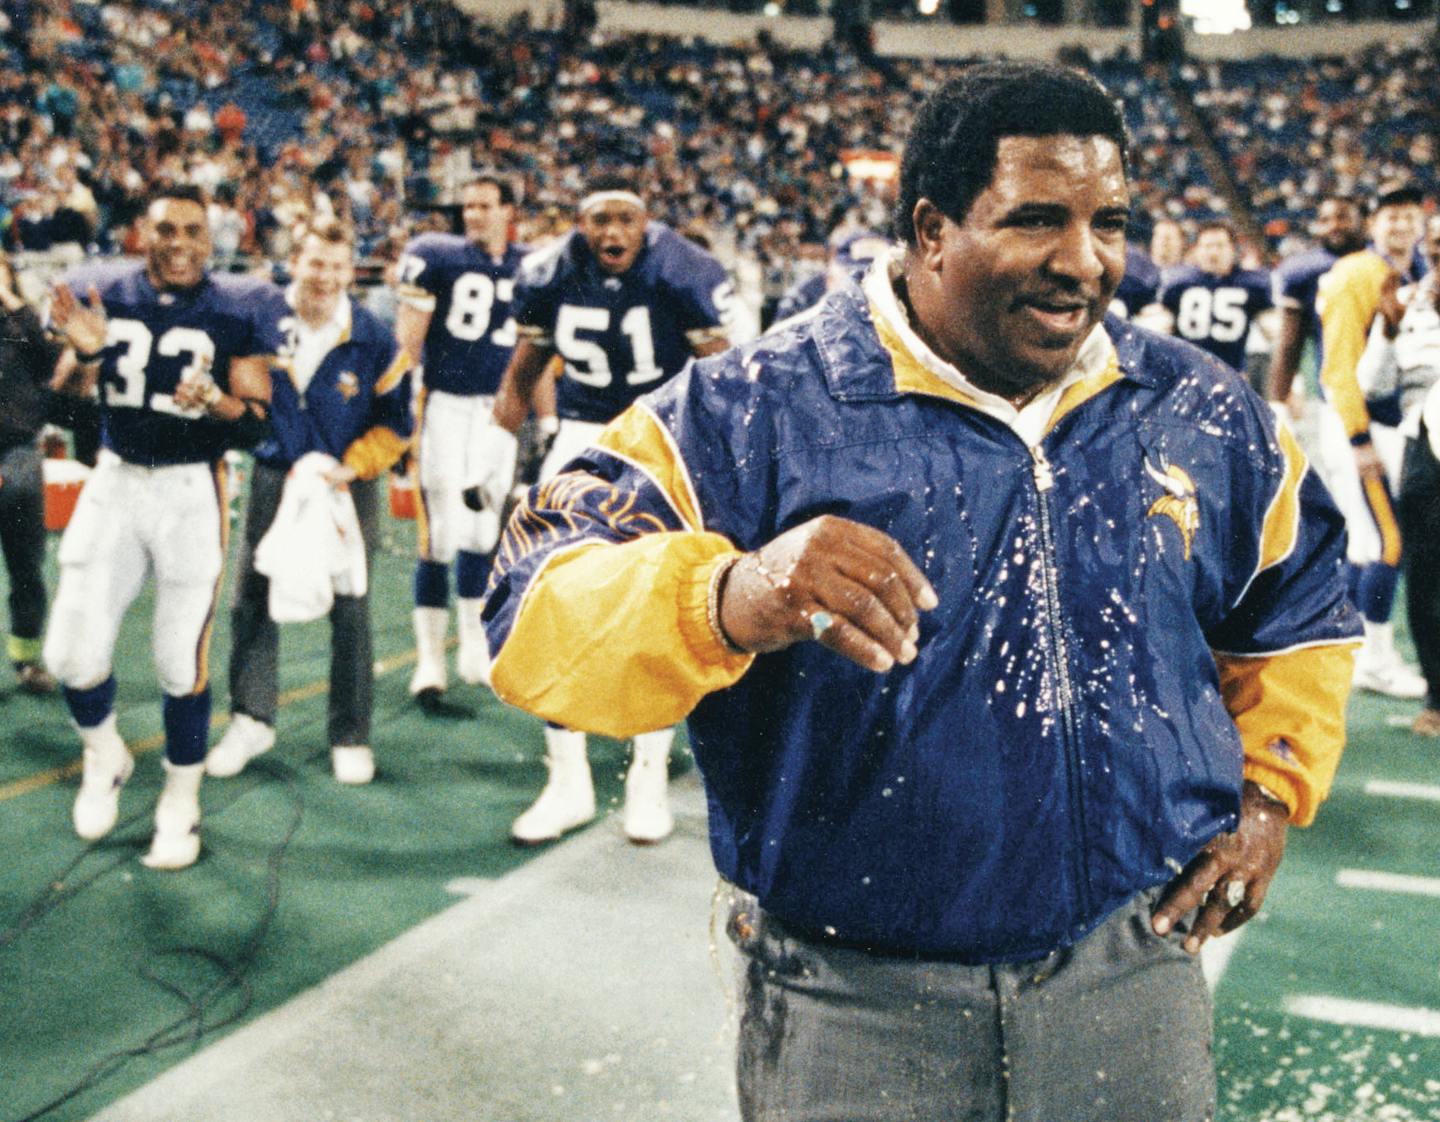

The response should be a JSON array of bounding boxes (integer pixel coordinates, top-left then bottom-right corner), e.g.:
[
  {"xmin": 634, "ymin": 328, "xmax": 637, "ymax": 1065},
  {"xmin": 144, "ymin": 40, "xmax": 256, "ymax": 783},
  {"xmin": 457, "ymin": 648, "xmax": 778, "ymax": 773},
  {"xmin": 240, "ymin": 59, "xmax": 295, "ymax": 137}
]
[
  {"xmin": 1318, "ymin": 245, "xmax": 1427, "ymax": 441},
  {"xmin": 256, "ymin": 297, "xmax": 412, "ymax": 480},
  {"xmin": 483, "ymin": 271, "xmax": 1361, "ymax": 963}
]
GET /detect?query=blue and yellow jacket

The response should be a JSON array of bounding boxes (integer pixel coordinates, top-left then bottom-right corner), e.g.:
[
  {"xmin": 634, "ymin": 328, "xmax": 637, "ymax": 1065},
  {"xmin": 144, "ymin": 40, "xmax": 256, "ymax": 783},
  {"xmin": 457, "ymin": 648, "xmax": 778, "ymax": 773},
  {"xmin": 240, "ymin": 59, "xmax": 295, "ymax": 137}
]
[
  {"xmin": 483, "ymin": 272, "xmax": 1360, "ymax": 963},
  {"xmin": 256, "ymin": 297, "xmax": 413, "ymax": 480}
]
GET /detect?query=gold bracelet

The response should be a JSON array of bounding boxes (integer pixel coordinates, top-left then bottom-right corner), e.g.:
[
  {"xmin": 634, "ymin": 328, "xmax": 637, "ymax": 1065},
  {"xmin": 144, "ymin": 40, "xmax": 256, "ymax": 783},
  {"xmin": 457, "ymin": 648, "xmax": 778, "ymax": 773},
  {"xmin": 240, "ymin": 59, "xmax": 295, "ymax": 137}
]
[{"xmin": 707, "ymin": 554, "xmax": 747, "ymax": 655}]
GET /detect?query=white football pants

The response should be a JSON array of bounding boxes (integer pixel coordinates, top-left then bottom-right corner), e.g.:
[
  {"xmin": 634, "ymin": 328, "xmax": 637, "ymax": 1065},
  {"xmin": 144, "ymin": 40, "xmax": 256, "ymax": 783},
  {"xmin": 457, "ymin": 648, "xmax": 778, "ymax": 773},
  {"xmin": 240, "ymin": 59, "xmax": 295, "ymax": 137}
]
[
  {"xmin": 45, "ymin": 451, "xmax": 227, "ymax": 696},
  {"xmin": 415, "ymin": 388, "xmax": 501, "ymax": 562}
]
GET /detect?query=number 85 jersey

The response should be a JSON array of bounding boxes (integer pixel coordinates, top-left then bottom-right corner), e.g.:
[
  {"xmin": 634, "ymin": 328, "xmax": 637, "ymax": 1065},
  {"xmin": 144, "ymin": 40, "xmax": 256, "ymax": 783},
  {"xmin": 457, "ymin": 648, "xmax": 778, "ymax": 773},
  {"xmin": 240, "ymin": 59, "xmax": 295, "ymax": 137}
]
[
  {"xmin": 397, "ymin": 232, "xmax": 526, "ymax": 397},
  {"xmin": 62, "ymin": 262, "xmax": 282, "ymax": 466},
  {"xmin": 511, "ymin": 223, "xmax": 732, "ymax": 424},
  {"xmin": 1158, "ymin": 264, "xmax": 1273, "ymax": 373}
]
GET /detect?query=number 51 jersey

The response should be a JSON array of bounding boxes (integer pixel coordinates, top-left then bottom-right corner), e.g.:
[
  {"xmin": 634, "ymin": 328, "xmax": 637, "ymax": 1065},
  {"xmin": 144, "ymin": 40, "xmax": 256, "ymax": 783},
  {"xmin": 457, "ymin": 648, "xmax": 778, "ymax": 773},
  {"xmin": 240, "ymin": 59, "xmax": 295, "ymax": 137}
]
[
  {"xmin": 62, "ymin": 262, "xmax": 283, "ymax": 465},
  {"xmin": 397, "ymin": 232, "xmax": 526, "ymax": 397},
  {"xmin": 512, "ymin": 222, "xmax": 732, "ymax": 424}
]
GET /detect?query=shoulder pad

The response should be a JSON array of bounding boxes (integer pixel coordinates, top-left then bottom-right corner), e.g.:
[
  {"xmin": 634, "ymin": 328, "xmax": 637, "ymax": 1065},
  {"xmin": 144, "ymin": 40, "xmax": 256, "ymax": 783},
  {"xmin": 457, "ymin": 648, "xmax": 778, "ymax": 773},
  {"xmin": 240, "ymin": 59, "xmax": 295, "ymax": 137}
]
[{"xmin": 517, "ymin": 235, "xmax": 572, "ymax": 288}]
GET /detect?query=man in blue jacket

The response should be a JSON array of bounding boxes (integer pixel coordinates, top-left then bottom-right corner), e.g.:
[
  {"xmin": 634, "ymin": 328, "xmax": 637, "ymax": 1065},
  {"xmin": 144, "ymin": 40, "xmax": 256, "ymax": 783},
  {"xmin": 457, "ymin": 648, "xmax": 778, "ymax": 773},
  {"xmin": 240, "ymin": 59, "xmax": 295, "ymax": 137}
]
[
  {"xmin": 206, "ymin": 217, "xmax": 411, "ymax": 786},
  {"xmin": 483, "ymin": 63, "xmax": 1359, "ymax": 1120}
]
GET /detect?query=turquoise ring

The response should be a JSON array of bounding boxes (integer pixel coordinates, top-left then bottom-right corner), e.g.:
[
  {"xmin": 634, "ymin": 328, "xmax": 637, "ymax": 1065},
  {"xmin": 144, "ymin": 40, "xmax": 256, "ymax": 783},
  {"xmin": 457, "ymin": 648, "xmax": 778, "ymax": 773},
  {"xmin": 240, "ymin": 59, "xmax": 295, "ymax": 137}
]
[{"xmin": 809, "ymin": 610, "xmax": 835, "ymax": 640}]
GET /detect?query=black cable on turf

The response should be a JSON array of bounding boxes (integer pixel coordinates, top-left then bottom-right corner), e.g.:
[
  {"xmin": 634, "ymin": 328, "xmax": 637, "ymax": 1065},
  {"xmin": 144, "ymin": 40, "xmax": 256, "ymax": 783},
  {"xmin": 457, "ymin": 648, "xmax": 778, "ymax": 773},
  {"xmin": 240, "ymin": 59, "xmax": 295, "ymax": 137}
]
[{"xmin": 4, "ymin": 740, "xmax": 315, "ymax": 1122}]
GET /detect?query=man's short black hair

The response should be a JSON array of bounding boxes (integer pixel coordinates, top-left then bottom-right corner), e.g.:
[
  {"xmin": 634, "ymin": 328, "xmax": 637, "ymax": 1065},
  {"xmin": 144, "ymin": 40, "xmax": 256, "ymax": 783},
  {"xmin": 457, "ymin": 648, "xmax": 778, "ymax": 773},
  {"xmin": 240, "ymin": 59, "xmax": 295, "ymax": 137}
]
[
  {"xmin": 149, "ymin": 183, "xmax": 206, "ymax": 209},
  {"xmin": 467, "ymin": 174, "xmax": 516, "ymax": 206},
  {"xmin": 893, "ymin": 62, "xmax": 1129, "ymax": 245},
  {"xmin": 1373, "ymin": 179, "xmax": 1425, "ymax": 213}
]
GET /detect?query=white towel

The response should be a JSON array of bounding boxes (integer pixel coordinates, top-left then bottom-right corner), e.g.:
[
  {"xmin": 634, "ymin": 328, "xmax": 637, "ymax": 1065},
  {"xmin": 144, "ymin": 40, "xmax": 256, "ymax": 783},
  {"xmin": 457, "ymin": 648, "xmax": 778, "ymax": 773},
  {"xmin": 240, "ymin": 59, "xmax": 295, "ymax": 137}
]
[{"xmin": 254, "ymin": 453, "xmax": 368, "ymax": 623}]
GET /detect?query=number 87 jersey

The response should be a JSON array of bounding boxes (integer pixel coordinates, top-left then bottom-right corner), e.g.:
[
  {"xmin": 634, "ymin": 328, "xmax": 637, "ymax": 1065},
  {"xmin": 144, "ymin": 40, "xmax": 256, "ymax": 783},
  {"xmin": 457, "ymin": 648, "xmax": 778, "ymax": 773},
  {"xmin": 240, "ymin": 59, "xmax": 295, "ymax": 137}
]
[
  {"xmin": 397, "ymin": 232, "xmax": 527, "ymax": 397},
  {"xmin": 511, "ymin": 223, "xmax": 733, "ymax": 424}
]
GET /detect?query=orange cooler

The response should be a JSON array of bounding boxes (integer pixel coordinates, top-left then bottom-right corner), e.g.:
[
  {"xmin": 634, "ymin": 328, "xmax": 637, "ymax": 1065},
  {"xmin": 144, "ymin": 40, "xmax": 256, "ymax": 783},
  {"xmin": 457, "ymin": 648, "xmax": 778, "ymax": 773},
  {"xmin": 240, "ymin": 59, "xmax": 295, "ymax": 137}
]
[
  {"xmin": 389, "ymin": 472, "xmax": 417, "ymax": 520},
  {"xmin": 43, "ymin": 459, "xmax": 90, "ymax": 532}
]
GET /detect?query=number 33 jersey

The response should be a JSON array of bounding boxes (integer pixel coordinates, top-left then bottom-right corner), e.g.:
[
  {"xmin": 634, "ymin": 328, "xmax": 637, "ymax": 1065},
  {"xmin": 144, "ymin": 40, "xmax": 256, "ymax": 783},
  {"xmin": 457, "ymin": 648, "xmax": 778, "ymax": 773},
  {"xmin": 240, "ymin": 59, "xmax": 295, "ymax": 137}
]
[
  {"xmin": 397, "ymin": 233, "xmax": 526, "ymax": 397},
  {"xmin": 1158, "ymin": 264, "xmax": 1273, "ymax": 373},
  {"xmin": 511, "ymin": 222, "xmax": 732, "ymax": 424},
  {"xmin": 61, "ymin": 262, "xmax": 282, "ymax": 466}
]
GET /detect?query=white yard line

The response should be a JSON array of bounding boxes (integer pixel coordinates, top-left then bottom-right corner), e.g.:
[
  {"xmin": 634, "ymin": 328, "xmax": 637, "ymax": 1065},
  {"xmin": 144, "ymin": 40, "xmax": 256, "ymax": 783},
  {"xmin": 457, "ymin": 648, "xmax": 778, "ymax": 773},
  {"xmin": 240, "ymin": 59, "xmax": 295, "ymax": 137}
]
[
  {"xmin": 1336, "ymin": 869, "xmax": 1440, "ymax": 897},
  {"xmin": 1364, "ymin": 779, "xmax": 1440, "ymax": 803},
  {"xmin": 1284, "ymin": 995, "xmax": 1440, "ymax": 1037}
]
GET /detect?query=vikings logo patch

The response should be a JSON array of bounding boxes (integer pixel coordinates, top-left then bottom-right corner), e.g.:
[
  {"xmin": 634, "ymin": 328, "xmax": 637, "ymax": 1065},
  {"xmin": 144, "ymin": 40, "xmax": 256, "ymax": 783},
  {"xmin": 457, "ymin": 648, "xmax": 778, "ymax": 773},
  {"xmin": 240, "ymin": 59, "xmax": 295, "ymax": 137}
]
[
  {"xmin": 1144, "ymin": 456, "xmax": 1199, "ymax": 560},
  {"xmin": 337, "ymin": 371, "xmax": 360, "ymax": 400}
]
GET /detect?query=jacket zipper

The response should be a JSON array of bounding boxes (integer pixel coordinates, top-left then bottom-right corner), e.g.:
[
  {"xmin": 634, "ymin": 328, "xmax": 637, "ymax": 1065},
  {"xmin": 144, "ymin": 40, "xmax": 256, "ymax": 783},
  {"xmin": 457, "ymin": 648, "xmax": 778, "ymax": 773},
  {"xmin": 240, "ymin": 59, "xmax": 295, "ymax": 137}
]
[{"xmin": 1029, "ymin": 443, "xmax": 1093, "ymax": 921}]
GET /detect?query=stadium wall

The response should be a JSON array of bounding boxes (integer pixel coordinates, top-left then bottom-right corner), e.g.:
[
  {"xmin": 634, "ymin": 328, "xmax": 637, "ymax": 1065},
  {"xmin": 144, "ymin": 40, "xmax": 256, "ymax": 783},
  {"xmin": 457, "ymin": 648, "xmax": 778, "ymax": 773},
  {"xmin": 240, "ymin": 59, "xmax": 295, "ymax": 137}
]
[{"xmin": 471, "ymin": 0, "xmax": 1427, "ymax": 59}]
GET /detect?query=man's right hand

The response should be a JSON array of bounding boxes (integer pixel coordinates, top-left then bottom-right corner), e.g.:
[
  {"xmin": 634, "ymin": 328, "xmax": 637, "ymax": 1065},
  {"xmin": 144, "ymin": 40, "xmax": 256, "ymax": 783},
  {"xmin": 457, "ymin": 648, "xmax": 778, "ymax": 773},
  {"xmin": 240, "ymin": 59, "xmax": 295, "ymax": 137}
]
[
  {"xmin": 48, "ymin": 283, "xmax": 109, "ymax": 357},
  {"xmin": 462, "ymin": 422, "xmax": 520, "ymax": 514},
  {"xmin": 718, "ymin": 515, "xmax": 938, "ymax": 673}
]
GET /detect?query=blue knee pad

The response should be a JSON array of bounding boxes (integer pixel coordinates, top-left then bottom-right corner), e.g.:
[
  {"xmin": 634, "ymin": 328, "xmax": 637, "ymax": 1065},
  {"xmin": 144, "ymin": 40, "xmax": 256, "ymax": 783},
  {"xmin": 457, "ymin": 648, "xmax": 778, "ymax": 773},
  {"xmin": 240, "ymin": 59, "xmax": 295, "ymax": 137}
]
[
  {"xmin": 164, "ymin": 689, "xmax": 212, "ymax": 766},
  {"xmin": 456, "ymin": 550, "xmax": 493, "ymax": 599},
  {"xmin": 63, "ymin": 675, "xmax": 117, "ymax": 729},
  {"xmin": 414, "ymin": 559, "xmax": 450, "ymax": 609}
]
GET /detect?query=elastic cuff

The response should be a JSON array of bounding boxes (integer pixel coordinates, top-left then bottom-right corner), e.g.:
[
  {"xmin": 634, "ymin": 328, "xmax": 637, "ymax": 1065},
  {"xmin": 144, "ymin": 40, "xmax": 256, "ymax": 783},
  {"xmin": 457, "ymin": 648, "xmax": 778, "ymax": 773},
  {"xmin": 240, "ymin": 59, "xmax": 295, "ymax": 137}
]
[{"xmin": 1242, "ymin": 760, "xmax": 1307, "ymax": 825}]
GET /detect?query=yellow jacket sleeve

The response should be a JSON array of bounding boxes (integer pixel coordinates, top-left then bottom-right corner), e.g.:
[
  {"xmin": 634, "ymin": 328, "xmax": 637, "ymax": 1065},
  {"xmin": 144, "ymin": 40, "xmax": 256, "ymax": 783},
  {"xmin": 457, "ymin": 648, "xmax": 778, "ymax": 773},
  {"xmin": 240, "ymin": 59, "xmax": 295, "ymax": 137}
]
[
  {"xmin": 1318, "ymin": 252, "xmax": 1388, "ymax": 439},
  {"xmin": 489, "ymin": 532, "xmax": 754, "ymax": 738},
  {"xmin": 343, "ymin": 426, "xmax": 409, "ymax": 481},
  {"xmin": 1216, "ymin": 643, "xmax": 1357, "ymax": 826}
]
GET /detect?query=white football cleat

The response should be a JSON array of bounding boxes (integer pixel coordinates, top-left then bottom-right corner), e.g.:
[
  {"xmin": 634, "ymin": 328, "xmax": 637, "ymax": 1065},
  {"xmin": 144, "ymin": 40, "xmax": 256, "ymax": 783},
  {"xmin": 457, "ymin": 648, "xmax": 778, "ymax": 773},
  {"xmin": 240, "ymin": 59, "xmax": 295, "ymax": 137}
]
[
  {"xmin": 623, "ymin": 729, "xmax": 674, "ymax": 844},
  {"xmin": 332, "ymin": 745, "xmax": 376, "ymax": 785},
  {"xmin": 410, "ymin": 607, "xmax": 449, "ymax": 700},
  {"xmin": 511, "ymin": 729, "xmax": 595, "ymax": 844},
  {"xmin": 142, "ymin": 760, "xmax": 203, "ymax": 870},
  {"xmin": 205, "ymin": 713, "xmax": 276, "ymax": 778},
  {"xmin": 1354, "ymin": 648, "xmax": 1427, "ymax": 699},
  {"xmin": 73, "ymin": 715, "xmax": 134, "ymax": 841},
  {"xmin": 456, "ymin": 597, "xmax": 492, "ymax": 687},
  {"xmin": 1355, "ymin": 622, "xmax": 1428, "ymax": 699}
]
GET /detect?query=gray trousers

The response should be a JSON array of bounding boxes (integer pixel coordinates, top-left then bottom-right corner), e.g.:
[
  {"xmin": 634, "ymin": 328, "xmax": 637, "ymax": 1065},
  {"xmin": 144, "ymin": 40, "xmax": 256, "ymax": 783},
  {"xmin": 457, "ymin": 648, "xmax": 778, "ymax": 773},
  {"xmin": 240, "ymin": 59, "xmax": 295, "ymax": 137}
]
[
  {"xmin": 229, "ymin": 461, "xmax": 378, "ymax": 747},
  {"xmin": 0, "ymin": 442, "xmax": 47, "ymax": 647},
  {"xmin": 728, "ymin": 887, "xmax": 1214, "ymax": 1122}
]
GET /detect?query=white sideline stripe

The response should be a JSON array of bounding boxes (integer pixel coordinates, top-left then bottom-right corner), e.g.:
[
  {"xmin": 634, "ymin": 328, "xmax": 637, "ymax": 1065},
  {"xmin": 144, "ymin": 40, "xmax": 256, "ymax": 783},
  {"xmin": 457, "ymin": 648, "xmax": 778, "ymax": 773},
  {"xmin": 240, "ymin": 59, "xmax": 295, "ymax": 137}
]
[
  {"xmin": 1364, "ymin": 779, "xmax": 1440, "ymax": 802},
  {"xmin": 1336, "ymin": 869, "xmax": 1440, "ymax": 897},
  {"xmin": 1284, "ymin": 995, "xmax": 1440, "ymax": 1037}
]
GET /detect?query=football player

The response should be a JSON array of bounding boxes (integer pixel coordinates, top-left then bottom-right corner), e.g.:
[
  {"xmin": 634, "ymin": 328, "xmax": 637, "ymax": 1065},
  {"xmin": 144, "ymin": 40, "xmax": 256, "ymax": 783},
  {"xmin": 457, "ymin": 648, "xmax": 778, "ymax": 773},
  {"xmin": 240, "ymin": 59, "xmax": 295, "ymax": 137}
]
[
  {"xmin": 1108, "ymin": 242, "xmax": 1162, "ymax": 322},
  {"xmin": 1157, "ymin": 221, "xmax": 1273, "ymax": 373},
  {"xmin": 470, "ymin": 174, "xmax": 733, "ymax": 845},
  {"xmin": 208, "ymin": 217, "xmax": 412, "ymax": 786},
  {"xmin": 45, "ymin": 184, "xmax": 276, "ymax": 869},
  {"xmin": 772, "ymin": 228, "xmax": 891, "ymax": 325},
  {"xmin": 1266, "ymin": 194, "xmax": 1368, "ymax": 407},
  {"xmin": 1311, "ymin": 182, "xmax": 1430, "ymax": 697},
  {"xmin": 394, "ymin": 176, "xmax": 529, "ymax": 706}
]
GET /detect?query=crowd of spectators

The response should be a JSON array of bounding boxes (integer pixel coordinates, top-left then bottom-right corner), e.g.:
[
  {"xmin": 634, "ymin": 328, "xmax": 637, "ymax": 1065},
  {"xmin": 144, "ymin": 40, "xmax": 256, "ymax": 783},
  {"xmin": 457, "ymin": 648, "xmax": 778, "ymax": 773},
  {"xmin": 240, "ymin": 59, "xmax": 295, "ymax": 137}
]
[
  {"xmin": 2, "ymin": 0, "xmax": 1431, "ymax": 309},
  {"xmin": 1184, "ymin": 43, "xmax": 1440, "ymax": 244}
]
